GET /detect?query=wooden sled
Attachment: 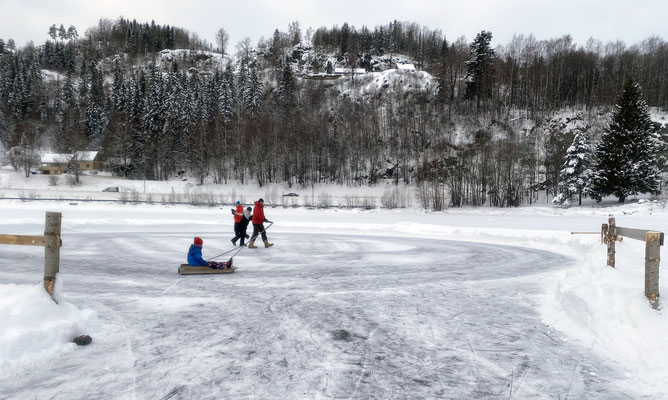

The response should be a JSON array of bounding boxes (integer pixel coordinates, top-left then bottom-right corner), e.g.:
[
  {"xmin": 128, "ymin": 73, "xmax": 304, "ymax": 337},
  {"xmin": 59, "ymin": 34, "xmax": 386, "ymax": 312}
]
[{"xmin": 178, "ymin": 264, "xmax": 237, "ymax": 275}]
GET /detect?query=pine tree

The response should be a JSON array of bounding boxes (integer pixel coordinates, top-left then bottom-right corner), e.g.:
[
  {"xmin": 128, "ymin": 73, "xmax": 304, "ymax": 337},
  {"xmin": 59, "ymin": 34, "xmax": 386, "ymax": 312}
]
[
  {"xmin": 276, "ymin": 57, "xmax": 296, "ymax": 107},
  {"xmin": 465, "ymin": 31, "xmax": 495, "ymax": 108},
  {"xmin": 84, "ymin": 62, "xmax": 107, "ymax": 142},
  {"xmin": 553, "ymin": 130, "xmax": 594, "ymax": 205},
  {"xmin": 110, "ymin": 59, "xmax": 126, "ymax": 111},
  {"xmin": 436, "ymin": 38, "xmax": 450, "ymax": 103},
  {"xmin": 244, "ymin": 67, "xmax": 263, "ymax": 115},
  {"xmin": 590, "ymin": 79, "xmax": 662, "ymax": 202}
]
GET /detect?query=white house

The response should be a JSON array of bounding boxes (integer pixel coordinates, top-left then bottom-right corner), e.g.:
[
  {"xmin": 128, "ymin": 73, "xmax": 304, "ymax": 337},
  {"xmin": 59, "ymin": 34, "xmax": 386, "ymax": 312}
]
[
  {"xmin": 333, "ymin": 67, "xmax": 367, "ymax": 75},
  {"xmin": 396, "ymin": 63, "xmax": 416, "ymax": 71},
  {"xmin": 41, "ymin": 151, "xmax": 103, "ymax": 175}
]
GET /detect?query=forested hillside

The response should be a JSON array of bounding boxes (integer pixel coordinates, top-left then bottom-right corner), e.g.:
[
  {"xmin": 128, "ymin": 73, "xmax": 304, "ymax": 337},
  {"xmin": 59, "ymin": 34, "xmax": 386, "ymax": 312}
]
[{"xmin": 0, "ymin": 18, "xmax": 666, "ymax": 207}]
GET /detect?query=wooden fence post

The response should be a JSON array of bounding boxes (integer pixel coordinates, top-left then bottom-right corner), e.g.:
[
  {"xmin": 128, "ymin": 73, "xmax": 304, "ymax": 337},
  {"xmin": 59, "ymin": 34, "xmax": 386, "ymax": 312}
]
[
  {"xmin": 607, "ymin": 217, "xmax": 616, "ymax": 268},
  {"xmin": 646, "ymin": 232, "xmax": 661, "ymax": 309},
  {"xmin": 43, "ymin": 212, "xmax": 62, "ymax": 298}
]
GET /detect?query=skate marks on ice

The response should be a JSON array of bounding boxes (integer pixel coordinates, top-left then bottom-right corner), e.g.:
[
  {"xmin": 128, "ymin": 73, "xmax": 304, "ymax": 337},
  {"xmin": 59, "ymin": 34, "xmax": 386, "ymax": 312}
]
[{"xmin": 0, "ymin": 232, "xmax": 634, "ymax": 399}]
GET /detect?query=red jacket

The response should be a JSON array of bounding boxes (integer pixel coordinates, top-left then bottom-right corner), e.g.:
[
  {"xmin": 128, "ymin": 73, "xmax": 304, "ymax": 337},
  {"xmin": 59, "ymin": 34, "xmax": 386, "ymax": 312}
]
[
  {"xmin": 252, "ymin": 201, "xmax": 265, "ymax": 224},
  {"xmin": 234, "ymin": 205, "xmax": 243, "ymax": 223}
]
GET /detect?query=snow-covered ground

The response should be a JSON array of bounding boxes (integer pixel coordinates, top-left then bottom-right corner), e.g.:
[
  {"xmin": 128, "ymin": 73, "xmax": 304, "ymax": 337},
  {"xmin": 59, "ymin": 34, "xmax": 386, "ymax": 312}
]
[{"xmin": 1, "ymin": 192, "xmax": 667, "ymax": 398}]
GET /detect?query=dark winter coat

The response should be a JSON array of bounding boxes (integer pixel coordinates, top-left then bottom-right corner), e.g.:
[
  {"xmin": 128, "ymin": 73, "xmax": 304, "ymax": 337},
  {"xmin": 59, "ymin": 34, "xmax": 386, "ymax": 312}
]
[
  {"xmin": 240, "ymin": 210, "xmax": 251, "ymax": 230},
  {"xmin": 252, "ymin": 201, "xmax": 266, "ymax": 224},
  {"xmin": 187, "ymin": 244, "xmax": 208, "ymax": 266}
]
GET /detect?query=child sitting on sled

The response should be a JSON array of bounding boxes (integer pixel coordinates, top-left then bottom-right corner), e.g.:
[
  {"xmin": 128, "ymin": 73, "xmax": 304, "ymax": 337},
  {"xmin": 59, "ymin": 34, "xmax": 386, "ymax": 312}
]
[{"xmin": 187, "ymin": 237, "xmax": 233, "ymax": 269}]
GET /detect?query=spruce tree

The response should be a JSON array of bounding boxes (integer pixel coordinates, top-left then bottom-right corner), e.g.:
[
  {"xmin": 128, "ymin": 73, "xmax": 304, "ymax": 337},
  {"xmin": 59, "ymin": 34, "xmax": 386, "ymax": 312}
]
[
  {"xmin": 436, "ymin": 38, "xmax": 449, "ymax": 103},
  {"xmin": 590, "ymin": 79, "xmax": 662, "ymax": 202},
  {"xmin": 218, "ymin": 77, "xmax": 234, "ymax": 124},
  {"xmin": 464, "ymin": 31, "xmax": 495, "ymax": 108},
  {"xmin": 553, "ymin": 130, "xmax": 593, "ymax": 205},
  {"xmin": 276, "ymin": 57, "xmax": 296, "ymax": 107},
  {"xmin": 236, "ymin": 61, "xmax": 248, "ymax": 111},
  {"xmin": 244, "ymin": 67, "xmax": 263, "ymax": 115}
]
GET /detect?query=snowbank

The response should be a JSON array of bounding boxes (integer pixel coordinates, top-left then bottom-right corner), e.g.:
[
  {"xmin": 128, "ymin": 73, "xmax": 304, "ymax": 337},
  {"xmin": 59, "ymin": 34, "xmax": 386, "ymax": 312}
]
[
  {"xmin": 0, "ymin": 276, "xmax": 100, "ymax": 371},
  {"xmin": 540, "ymin": 242, "xmax": 668, "ymax": 396},
  {"xmin": 359, "ymin": 69, "xmax": 436, "ymax": 96}
]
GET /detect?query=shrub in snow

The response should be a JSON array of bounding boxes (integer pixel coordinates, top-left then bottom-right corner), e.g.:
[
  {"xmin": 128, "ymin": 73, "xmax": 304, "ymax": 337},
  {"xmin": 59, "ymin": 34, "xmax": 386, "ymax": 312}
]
[
  {"xmin": 344, "ymin": 195, "xmax": 360, "ymax": 208},
  {"xmin": 130, "ymin": 189, "xmax": 140, "ymax": 203},
  {"xmin": 361, "ymin": 196, "xmax": 376, "ymax": 210},
  {"xmin": 381, "ymin": 187, "xmax": 399, "ymax": 209},
  {"xmin": 381, "ymin": 186, "xmax": 412, "ymax": 209},
  {"xmin": 317, "ymin": 192, "xmax": 332, "ymax": 208},
  {"xmin": 167, "ymin": 187, "xmax": 181, "ymax": 204},
  {"xmin": 48, "ymin": 175, "xmax": 59, "ymax": 186},
  {"xmin": 263, "ymin": 188, "xmax": 278, "ymax": 205},
  {"xmin": 66, "ymin": 174, "xmax": 79, "ymax": 187}
]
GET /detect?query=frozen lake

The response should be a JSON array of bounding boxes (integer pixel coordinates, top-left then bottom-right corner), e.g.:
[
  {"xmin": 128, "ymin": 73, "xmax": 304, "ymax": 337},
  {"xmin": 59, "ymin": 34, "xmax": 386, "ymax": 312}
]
[{"xmin": 0, "ymin": 204, "xmax": 639, "ymax": 399}]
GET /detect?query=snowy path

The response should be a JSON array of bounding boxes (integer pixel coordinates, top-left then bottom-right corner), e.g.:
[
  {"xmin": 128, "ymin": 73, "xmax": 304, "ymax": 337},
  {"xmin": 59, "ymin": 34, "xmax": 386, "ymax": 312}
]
[{"xmin": 0, "ymin": 205, "xmax": 635, "ymax": 399}]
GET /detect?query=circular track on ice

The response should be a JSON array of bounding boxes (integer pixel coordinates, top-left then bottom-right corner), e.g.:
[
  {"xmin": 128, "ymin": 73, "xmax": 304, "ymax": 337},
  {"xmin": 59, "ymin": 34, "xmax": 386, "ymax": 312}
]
[
  {"xmin": 236, "ymin": 233, "xmax": 572, "ymax": 287},
  {"xmin": 3, "ymin": 231, "xmax": 635, "ymax": 400}
]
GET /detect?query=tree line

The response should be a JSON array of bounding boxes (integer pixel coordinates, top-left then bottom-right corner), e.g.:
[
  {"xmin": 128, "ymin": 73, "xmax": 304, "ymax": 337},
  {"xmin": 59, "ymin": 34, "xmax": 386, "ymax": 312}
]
[{"xmin": 0, "ymin": 18, "xmax": 666, "ymax": 208}]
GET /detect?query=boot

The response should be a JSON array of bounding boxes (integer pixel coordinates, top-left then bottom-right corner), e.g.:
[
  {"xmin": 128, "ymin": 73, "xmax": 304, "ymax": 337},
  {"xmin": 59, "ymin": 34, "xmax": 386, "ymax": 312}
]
[
  {"xmin": 264, "ymin": 240, "xmax": 274, "ymax": 248},
  {"xmin": 248, "ymin": 241, "xmax": 257, "ymax": 249}
]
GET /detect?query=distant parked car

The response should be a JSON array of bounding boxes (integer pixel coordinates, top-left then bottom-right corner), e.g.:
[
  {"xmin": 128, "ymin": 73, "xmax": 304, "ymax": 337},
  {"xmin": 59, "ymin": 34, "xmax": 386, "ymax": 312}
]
[
  {"xmin": 283, "ymin": 193, "xmax": 299, "ymax": 197},
  {"xmin": 102, "ymin": 186, "xmax": 119, "ymax": 192}
]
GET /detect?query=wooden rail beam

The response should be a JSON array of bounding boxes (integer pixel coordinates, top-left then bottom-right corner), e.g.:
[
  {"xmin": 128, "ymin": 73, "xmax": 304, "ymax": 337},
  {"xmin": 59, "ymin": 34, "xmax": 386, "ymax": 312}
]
[
  {"xmin": 0, "ymin": 234, "xmax": 62, "ymax": 247},
  {"xmin": 0, "ymin": 234, "xmax": 46, "ymax": 246},
  {"xmin": 618, "ymin": 227, "xmax": 664, "ymax": 246},
  {"xmin": 0, "ymin": 212, "xmax": 63, "ymax": 301}
]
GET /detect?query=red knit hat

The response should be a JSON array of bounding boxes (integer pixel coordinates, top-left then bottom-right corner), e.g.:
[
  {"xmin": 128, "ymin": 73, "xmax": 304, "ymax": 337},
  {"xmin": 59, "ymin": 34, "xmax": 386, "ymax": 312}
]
[{"xmin": 194, "ymin": 237, "xmax": 203, "ymax": 246}]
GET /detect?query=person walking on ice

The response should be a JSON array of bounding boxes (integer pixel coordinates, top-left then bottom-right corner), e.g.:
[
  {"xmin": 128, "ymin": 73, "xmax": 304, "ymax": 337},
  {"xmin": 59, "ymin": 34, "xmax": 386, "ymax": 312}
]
[
  {"xmin": 239, "ymin": 206, "xmax": 252, "ymax": 246},
  {"xmin": 230, "ymin": 201, "xmax": 244, "ymax": 246},
  {"xmin": 248, "ymin": 198, "xmax": 273, "ymax": 248},
  {"xmin": 188, "ymin": 237, "xmax": 233, "ymax": 269}
]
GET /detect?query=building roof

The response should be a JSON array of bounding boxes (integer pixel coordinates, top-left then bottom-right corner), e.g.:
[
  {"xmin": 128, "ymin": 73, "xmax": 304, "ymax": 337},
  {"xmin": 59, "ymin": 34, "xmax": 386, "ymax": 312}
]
[
  {"xmin": 75, "ymin": 151, "xmax": 99, "ymax": 162},
  {"xmin": 41, "ymin": 151, "xmax": 99, "ymax": 164},
  {"xmin": 396, "ymin": 63, "xmax": 416, "ymax": 71},
  {"xmin": 333, "ymin": 67, "xmax": 367, "ymax": 74},
  {"xmin": 41, "ymin": 153, "xmax": 72, "ymax": 164}
]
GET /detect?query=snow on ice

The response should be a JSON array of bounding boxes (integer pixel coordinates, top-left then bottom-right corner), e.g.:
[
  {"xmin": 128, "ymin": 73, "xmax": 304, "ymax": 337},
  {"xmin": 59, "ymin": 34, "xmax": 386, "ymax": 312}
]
[{"xmin": 0, "ymin": 192, "xmax": 667, "ymax": 398}]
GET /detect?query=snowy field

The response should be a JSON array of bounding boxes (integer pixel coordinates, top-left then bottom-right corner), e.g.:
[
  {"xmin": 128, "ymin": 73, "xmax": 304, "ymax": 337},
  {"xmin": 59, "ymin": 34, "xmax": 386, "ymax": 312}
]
[{"xmin": 1, "ymin": 198, "xmax": 668, "ymax": 399}]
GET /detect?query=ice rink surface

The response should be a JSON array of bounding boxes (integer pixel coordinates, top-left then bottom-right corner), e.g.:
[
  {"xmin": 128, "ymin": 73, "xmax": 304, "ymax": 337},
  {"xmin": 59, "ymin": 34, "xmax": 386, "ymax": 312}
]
[{"xmin": 0, "ymin": 204, "xmax": 644, "ymax": 399}]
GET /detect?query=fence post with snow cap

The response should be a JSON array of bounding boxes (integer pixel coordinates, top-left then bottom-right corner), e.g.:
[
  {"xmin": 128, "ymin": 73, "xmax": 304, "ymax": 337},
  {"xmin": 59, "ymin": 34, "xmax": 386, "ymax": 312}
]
[
  {"xmin": 0, "ymin": 211, "xmax": 62, "ymax": 300},
  {"xmin": 600, "ymin": 216, "xmax": 662, "ymax": 309}
]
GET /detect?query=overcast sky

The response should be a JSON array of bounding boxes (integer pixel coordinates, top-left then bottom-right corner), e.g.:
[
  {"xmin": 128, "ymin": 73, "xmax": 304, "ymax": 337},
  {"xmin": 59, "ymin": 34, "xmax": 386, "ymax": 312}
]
[{"xmin": 1, "ymin": 0, "xmax": 666, "ymax": 50}]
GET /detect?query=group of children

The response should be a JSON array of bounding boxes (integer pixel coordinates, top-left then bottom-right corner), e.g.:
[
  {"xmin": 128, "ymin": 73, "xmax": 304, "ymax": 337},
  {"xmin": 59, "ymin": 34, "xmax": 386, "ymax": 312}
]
[{"xmin": 186, "ymin": 197, "xmax": 274, "ymax": 269}]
